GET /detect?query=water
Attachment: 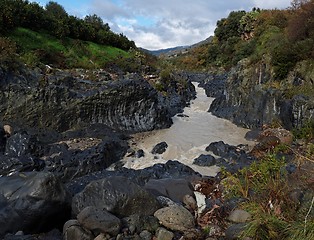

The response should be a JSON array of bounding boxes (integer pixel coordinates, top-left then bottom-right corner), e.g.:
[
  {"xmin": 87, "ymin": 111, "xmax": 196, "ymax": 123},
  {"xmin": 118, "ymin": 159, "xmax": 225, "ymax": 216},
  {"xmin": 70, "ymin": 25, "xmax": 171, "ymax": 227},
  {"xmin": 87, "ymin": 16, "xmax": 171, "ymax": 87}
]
[{"xmin": 123, "ymin": 82, "xmax": 253, "ymax": 176}]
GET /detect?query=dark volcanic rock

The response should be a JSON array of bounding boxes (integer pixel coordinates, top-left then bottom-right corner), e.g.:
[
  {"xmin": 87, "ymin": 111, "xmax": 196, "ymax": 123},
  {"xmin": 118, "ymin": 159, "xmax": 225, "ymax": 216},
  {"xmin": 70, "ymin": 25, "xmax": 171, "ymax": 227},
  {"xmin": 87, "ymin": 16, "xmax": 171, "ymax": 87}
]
[
  {"xmin": 77, "ymin": 206, "xmax": 121, "ymax": 236},
  {"xmin": 151, "ymin": 142, "xmax": 168, "ymax": 154},
  {"xmin": 0, "ymin": 172, "xmax": 70, "ymax": 237},
  {"xmin": 208, "ymin": 59, "xmax": 314, "ymax": 129},
  {"xmin": 144, "ymin": 178, "xmax": 194, "ymax": 202},
  {"xmin": 193, "ymin": 154, "xmax": 216, "ymax": 167},
  {"xmin": 0, "ymin": 68, "xmax": 173, "ymax": 133},
  {"xmin": 66, "ymin": 160, "xmax": 201, "ymax": 196},
  {"xmin": 72, "ymin": 176, "xmax": 161, "ymax": 217},
  {"xmin": 205, "ymin": 141, "xmax": 255, "ymax": 173}
]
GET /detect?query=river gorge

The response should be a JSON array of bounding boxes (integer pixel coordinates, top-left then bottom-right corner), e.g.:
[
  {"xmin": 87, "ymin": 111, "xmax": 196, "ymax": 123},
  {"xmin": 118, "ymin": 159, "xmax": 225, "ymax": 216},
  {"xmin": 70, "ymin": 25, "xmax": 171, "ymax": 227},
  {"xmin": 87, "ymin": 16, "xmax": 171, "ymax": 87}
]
[{"xmin": 123, "ymin": 82, "xmax": 253, "ymax": 176}]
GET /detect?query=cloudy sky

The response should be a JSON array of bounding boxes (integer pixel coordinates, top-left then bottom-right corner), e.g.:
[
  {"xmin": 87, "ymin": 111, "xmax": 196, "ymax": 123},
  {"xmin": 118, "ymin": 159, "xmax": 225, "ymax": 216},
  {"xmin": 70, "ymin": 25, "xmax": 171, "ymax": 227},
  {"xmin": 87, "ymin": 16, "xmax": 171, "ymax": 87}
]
[{"xmin": 35, "ymin": 0, "xmax": 292, "ymax": 50}]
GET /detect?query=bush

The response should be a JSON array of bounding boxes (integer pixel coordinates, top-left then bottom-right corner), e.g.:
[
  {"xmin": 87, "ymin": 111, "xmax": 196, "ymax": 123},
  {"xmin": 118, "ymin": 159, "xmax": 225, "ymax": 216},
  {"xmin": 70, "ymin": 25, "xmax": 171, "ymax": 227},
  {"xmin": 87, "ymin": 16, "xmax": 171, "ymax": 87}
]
[{"xmin": 0, "ymin": 37, "xmax": 19, "ymax": 70}]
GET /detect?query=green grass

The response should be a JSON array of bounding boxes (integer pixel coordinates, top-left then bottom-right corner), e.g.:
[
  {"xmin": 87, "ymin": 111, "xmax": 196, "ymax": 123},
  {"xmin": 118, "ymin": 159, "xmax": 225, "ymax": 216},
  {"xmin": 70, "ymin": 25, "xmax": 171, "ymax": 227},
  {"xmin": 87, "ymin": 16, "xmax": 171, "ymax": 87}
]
[{"xmin": 8, "ymin": 27, "xmax": 130, "ymax": 69}]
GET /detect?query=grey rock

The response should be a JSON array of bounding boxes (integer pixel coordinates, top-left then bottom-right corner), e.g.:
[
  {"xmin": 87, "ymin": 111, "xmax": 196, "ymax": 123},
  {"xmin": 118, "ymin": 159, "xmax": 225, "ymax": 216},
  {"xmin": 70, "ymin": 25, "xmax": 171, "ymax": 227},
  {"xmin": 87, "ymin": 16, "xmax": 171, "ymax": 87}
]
[
  {"xmin": 144, "ymin": 178, "xmax": 194, "ymax": 202},
  {"xmin": 122, "ymin": 215, "xmax": 160, "ymax": 234},
  {"xmin": 77, "ymin": 206, "xmax": 121, "ymax": 236},
  {"xmin": 72, "ymin": 176, "xmax": 160, "ymax": 217},
  {"xmin": 63, "ymin": 220, "xmax": 94, "ymax": 240},
  {"xmin": 154, "ymin": 205, "xmax": 195, "ymax": 232},
  {"xmin": 228, "ymin": 209, "xmax": 252, "ymax": 223},
  {"xmin": 155, "ymin": 227, "xmax": 174, "ymax": 240},
  {"xmin": 139, "ymin": 230, "xmax": 152, "ymax": 240},
  {"xmin": 193, "ymin": 154, "xmax": 216, "ymax": 167},
  {"xmin": 225, "ymin": 223, "xmax": 247, "ymax": 240},
  {"xmin": 0, "ymin": 172, "xmax": 70, "ymax": 237},
  {"xmin": 151, "ymin": 142, "xmax": 168, "ymax": 154}
]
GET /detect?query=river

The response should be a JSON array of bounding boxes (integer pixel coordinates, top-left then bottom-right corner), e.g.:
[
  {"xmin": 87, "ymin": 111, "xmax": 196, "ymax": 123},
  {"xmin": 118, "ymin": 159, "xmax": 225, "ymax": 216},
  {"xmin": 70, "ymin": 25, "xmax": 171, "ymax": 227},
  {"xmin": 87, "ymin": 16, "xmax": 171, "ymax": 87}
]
[{"xmin": 123, "ymin": 82, "xmax": 253, "ymax": 176}]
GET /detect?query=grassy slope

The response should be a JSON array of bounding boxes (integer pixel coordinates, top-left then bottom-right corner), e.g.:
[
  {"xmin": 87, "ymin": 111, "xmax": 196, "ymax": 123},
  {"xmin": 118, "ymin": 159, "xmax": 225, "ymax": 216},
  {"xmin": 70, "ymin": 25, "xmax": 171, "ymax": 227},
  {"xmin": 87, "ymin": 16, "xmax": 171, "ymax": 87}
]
[{"xmin": 9, "ymin": 27, "xmax": 130, "ymax": 69}]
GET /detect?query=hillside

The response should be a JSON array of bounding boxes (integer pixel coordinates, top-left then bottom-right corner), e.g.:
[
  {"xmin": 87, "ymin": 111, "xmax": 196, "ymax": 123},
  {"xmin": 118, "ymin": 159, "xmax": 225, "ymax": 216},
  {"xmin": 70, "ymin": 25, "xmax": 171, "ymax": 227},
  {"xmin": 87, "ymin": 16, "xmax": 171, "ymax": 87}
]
[{"xmin": 0, "ymin": 0, "xmax": 142, "ymax": 70}]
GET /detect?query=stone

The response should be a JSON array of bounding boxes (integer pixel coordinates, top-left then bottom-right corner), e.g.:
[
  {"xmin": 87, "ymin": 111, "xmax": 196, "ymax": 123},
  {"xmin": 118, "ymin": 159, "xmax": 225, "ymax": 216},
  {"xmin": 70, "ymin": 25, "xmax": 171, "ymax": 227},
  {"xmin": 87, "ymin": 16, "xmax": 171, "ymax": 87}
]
[
  {"xmin": 258, "ymin": 128, "xmax": 293, "ymax": 145},
  {"xmin": 151, "ymin": 142, "xmax": 168, "ymax": 154},
  {"xmin": 135, "ymin": 149, "xmax": 145, "ymax": 158},
  {"xmin": 139, "ymin": 230, "xmax": 152, "ymax": 240},
  {"xmin": 155, "ymin": 227, "xmax": 174, "ymax": 240},
  {"xmin": 193, "ymin": 154, "xmax": 216, "ymax": 167},
  {"xmin": 154, "ymin": 205, "xmax": 195, "ymax": 232},
  {"xmin": 122, "ymin": 215, "xmax": 160, "ymax": 234},
  {"xmin": 77, "ymin": 206, "xmax": 121, "ymax": 236},
  {"xmin": 194, "ymin": 191, "xmax": 207, "ymax": 215},
  {"xmin": 72, "ymin": 176, "xmax": 160, "ymax": 217},
  {"xmin": 3, "ymin": 124, "xmax": 13, "ymax": 137},
  {"xmin": 225, "ymin": 223, "xmax": 247, "ymax": 240},
  {"xmin": 144, "ymin": 178, "xmax": 194, "ymax": 202},
  {"xmin": 228, "ymin": 209, "xmax": 252, "ymax": 223},
  {"xmin": 63, "ymin": 220, "xmax": 94, "ymax": 240},
  {"xmin": 0, "ymin": 172, "xmax": 70, "ymax": 237},
  {"xmin": 182, "ymin": 194, "xmax": 197, "ymax": 212}
]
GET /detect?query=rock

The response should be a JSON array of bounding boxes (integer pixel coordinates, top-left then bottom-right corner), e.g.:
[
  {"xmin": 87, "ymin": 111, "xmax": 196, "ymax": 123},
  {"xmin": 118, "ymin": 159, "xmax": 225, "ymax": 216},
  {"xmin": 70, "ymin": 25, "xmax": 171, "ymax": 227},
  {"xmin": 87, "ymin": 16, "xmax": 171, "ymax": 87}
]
[
  {"xmin": 228, "ymin": 209, "xmax": 252, "ymax": 223},
  {"xmin": 154, "ymin": 205, "xmax": 195, "ymax": 232},
  {"xmin": 122, "ymin": 215, "xmax": 159, "ymax": 234},
  {"xmin": 63, "ymin": 220, "xmax": 94, "ymax": 240},
  {"xmin": 3, "ymin": 124, "xmax": 13, "ymax": 137},
  {"xmin": 151, "ymin": 142, "xmax": 168, "ymax": 154},
  {"xmin": 135, "ymin": 149, "xmax": 145, "ymax": 158},
  {"xmin": 258, "ymin": 128, "xmax": 293, "ymax": 145},
  {"xmin": 193, "ymin": 154, "xmax": 216, "ymax": 167},
  {"xmin": 289, "ymin": 189, "xmax": 304, "ymax": 204},
  {"xmin": 225, "ymin": 223, "xmax": 247, "ymax": 240},
  {"xmin": 72, "ymin": 176, "xmax": 160, "ymax": 217},
  {"xmin": 94, "ymin": 233, "xmax": 109, "ymax": 240},
  {"xmin": 0, "ymin": 172, "xmax": 70, "ymax": 237},
  {"xmin": 139, "ymin": 230, "xmax": 152, "ymax": 240},
  {"xmin": 155, "ymin": 227, "xmax": 174, "ymax": 240},
  {"xmin": 0, "ymin": 74, "xmax": 175, "ymax": 132},
  {"xmin": 77, "ymin": 206, "xmax": 121, "ymax": 236},
  {"xmin": 144, "ymin": 178, "xmax": 194, "ymax": 202},
  {"xmin": 5, "ymin": 131, "xmax": 41, "ymax": 157},
  {"xmin": 182, "ymin": 195, "xmax": 197, "ymax": 212},
  {"xmin": 66, "ymin": 160, "xmax": 201, "ymax": 196}
]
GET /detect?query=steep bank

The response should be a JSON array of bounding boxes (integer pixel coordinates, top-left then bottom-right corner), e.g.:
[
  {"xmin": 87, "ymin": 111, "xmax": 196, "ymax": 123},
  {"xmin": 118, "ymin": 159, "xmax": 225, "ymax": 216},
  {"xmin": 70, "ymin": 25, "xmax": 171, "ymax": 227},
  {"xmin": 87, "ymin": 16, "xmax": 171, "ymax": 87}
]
[
  {"xmin": 0, "ymin": 67, "xmax": 195, "ymax": 133},
  {"xmin": 207, "ymin": 59, "xmax": 314, "ymax": 129}
]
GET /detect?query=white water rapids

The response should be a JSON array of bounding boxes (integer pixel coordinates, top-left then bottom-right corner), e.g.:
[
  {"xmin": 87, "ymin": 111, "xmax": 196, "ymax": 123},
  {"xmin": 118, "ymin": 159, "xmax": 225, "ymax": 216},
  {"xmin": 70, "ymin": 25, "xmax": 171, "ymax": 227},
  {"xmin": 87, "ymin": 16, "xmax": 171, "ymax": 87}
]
[{"xmin": 123, "ymin": 82, "xmax": 253, "ymax": 176}]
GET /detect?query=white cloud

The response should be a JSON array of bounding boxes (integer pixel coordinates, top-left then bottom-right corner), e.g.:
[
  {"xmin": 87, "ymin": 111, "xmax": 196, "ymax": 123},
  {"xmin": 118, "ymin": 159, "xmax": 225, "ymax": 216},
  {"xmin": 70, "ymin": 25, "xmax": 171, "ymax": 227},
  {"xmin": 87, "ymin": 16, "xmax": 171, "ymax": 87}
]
[{"xmin": 88, "ymin": 0, "xmax": 292, "ymax": 50}]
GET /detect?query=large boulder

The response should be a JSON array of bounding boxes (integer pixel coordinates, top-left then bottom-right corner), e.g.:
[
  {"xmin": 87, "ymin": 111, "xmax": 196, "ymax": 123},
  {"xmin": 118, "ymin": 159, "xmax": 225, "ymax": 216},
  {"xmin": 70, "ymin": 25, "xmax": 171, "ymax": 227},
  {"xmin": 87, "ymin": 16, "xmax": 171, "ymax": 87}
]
[
  {"xmin": 0, "ymin": 172, "xmax": 70, "ymax": 237},
  {"xmin": 72, "ymin": 176, "xmax": 160, "ymax": 217},
  {"xmin": 154, "ymin": 204, "xmax": 195, "ymax": 232}
]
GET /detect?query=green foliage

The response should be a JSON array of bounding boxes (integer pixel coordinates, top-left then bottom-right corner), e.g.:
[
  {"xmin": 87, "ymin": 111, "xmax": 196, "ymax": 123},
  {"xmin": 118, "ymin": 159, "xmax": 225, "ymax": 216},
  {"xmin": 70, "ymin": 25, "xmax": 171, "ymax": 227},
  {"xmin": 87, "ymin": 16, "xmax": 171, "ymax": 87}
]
[
  {"xmin": 9, "ymin": 27, "xmax": 130, "ymax": 69},
  {"xmin": 0, "ymin": 0, "xmax": 135, "ymax": 51},
  {"xmin": 241, "ymin": 214, "xmax": 289, "ymax": 240},
  {"xmin": 285, "ymin": 220, "xmax": 314, "ymax": 240},
  {"xmin": 215, "ymin": 11, "xmax": 246, "ymax": 41},
  {"xmin": 292, "ymin": 120, "xmax": 314, "ymax": 140}
]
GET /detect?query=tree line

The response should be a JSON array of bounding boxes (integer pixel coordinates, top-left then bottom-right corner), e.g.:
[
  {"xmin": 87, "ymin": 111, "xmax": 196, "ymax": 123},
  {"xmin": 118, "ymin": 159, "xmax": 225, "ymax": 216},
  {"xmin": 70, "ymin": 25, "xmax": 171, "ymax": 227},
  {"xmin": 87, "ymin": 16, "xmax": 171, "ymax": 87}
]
[{"xmin": 0, "ymin": 0, "xmax": 136, "ymax": 50}]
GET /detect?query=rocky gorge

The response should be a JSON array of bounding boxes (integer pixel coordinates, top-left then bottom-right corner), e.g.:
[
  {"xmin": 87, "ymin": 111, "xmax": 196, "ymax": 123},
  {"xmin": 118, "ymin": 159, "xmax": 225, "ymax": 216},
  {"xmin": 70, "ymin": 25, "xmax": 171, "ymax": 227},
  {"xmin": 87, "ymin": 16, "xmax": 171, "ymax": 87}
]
[{"xmin": 0, "ymin": 63, "xmax": 313, "ymax": 240}]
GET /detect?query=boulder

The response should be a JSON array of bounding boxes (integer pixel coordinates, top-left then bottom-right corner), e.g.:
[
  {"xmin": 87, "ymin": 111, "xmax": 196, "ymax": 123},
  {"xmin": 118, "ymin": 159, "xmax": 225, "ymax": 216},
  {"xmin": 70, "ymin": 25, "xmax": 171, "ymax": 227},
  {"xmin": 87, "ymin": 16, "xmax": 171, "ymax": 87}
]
[
  {"xmin": 144, "ymin": 178, "xmax": 194, "ymax": 202},
  {"xmin": 228, "ymin": 209, "xmax": 252, "ymax": 223},
  {"xmin": 72, "ymin": 176, "xmax": 160, "ymax": 217},
  {"xmin": 155, "ymin": 227, "xmax": 174, "ymax": 240},
  {"xmin": 151, "ymin": 142, "xmax": 168, "ymax": 154},
  {"xmin": 63, "ymin": 220, "xmax": 94, "ymax": 240},
  {"xmin": 193, "ymin": 154, "xmax": 216, "ymax": 167},
  {"xmin": 0, "ymin": 172, "xmax": 70, "ymax": 237},
  {"xmin": 154, "ymin": 205, "xmax": 195, "ymax": 232},
  {"xmin": 77, "ymin": 206, "xmax": 121, "ymax": 236}
]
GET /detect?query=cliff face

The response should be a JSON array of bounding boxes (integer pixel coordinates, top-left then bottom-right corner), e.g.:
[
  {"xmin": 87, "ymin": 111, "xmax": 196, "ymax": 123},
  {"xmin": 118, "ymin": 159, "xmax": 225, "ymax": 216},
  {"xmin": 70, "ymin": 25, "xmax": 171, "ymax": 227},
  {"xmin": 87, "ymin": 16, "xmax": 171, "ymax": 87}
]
[
  {"xmin": 209, "ymin": 59, "xmax": 314, "ymax": 129},
  {"xmin": 0, "ymin": 68, "xmax": 195, "ymax": 133}
]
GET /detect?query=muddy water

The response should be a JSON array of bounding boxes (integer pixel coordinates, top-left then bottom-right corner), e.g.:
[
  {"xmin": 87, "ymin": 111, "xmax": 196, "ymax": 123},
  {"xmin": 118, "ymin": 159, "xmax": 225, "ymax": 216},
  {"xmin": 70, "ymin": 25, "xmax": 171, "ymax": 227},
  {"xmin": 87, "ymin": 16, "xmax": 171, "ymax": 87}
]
[{"xmin": 123, "ymin": 83, "xmax": 253, "ymax": 176}]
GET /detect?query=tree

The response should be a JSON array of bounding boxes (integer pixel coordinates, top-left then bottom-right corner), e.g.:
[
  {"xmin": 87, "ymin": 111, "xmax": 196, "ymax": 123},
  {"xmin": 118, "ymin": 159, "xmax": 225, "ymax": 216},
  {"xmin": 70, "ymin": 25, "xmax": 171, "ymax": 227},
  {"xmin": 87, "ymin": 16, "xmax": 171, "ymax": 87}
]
[{"xmin": 215, "ymin": 11, "xmax": 246, "ymax": 42}]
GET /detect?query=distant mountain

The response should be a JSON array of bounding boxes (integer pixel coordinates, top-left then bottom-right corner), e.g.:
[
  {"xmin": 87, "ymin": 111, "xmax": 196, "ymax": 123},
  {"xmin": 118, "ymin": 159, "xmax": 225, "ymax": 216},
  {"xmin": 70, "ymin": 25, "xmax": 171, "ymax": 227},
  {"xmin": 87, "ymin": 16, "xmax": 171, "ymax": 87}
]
[{"xmin": 141, "ymin": 36, "xmax": 213, "ymax": 57}]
